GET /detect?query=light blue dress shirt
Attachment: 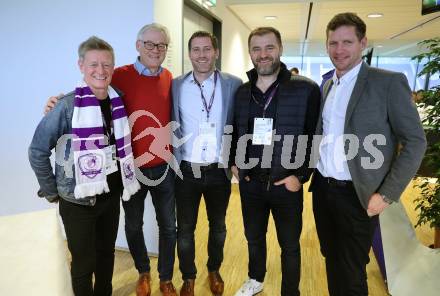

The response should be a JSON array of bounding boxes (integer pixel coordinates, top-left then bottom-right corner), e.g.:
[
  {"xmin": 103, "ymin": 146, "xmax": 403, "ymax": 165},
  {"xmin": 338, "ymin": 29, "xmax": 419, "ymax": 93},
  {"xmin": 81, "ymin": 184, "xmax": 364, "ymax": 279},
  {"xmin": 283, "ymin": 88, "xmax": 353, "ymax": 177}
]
[
  {"xmin": 179, "ymin": 71, "xmax": 223, "ymax": 164},
  {"xmin": 134, "ymin": 57, "xmax": 163, "ymax": 76}
]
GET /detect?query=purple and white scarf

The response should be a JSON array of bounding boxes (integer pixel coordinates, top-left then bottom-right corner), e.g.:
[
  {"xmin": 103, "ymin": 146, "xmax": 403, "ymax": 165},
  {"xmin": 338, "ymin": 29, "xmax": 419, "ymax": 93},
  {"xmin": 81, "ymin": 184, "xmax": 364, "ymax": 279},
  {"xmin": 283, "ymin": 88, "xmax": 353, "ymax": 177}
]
[{"xmin": 72, "ymin": 82, "xmax": 140, "ymax": 201}]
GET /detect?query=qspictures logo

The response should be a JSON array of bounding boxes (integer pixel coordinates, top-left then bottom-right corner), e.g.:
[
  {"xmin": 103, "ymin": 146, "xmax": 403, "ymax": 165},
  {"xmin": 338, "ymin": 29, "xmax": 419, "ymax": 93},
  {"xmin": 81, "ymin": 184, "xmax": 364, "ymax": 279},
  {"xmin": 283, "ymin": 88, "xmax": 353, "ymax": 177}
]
[{"xmin": 54, "ymin": 111, "xmax": 387, "ymax": 186}]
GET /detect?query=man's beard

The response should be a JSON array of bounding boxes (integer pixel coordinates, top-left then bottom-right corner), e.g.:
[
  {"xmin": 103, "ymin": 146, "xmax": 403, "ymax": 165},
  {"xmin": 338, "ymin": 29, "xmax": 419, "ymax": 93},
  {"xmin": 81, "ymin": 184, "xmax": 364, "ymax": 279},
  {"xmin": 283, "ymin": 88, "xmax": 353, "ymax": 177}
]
[{"xmin": 254, "ymin": 57, "xmax": 281, "ymax": 76}]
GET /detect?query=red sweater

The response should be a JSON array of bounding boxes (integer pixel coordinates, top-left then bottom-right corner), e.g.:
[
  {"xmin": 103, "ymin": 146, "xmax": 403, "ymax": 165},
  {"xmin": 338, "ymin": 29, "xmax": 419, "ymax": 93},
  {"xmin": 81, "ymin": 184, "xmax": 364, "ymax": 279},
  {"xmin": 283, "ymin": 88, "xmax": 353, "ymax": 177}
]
[{"xmin": 112, "ymin": 64, "xmax": 172, "ymax": 168}]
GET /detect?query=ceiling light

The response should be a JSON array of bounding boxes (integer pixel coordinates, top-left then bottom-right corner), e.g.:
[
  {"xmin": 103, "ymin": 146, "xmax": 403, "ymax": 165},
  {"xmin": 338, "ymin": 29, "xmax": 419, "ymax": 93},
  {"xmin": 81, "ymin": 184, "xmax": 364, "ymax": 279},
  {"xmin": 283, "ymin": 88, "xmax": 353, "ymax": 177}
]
[
  {"xmin": 265, "ymin": 16, "xmax": 277, "ymax": 20},
  {"xmin": 202, "ymin": 0, "xmax": 215, "ymax": 7},
  {"xmin": 367, "ymin": 13, "xmax": 383, "ymax": 18},
  {"xmin": 376, "ymin": 45, "xmax": 383, "ymax": 48}
]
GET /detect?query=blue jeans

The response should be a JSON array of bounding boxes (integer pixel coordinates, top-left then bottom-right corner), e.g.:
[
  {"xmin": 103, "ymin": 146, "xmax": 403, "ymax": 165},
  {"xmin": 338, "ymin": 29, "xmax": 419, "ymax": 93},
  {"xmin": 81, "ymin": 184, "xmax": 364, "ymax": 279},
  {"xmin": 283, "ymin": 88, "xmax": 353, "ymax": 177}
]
[
  {"xmin": 122, "ymin": 163, "xmax": 176, "ymax": 281},
  {"xmin": 175, "ymin": 161, "xmax": 231, "ymax": 280},
  {"xmin": 239, "ymin": 177, "xmax": 303, "ymax": 296}
]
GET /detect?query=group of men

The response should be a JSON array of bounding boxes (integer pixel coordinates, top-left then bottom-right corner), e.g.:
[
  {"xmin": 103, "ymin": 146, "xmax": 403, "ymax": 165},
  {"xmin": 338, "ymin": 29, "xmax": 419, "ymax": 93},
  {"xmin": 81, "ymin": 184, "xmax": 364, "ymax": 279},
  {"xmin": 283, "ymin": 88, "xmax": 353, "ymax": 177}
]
[{"xmin": 46, "ymin": 12, "xmax": 426, "ymax": 296}]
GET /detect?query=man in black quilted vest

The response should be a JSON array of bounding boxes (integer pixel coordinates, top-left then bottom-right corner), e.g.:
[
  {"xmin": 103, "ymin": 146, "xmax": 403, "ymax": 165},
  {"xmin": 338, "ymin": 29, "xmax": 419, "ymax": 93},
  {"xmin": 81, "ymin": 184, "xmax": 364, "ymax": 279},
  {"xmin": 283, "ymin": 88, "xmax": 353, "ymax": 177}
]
[{"xmin": 230, "ymin": 27, "xmax": 320, "ymax": 296}]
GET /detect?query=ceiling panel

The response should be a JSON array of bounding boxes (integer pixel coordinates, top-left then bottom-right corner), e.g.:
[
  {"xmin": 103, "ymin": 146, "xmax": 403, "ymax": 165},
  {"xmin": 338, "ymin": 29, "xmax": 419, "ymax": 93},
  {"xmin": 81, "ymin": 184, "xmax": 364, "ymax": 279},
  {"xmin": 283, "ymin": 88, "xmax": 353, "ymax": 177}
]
[
  {"xmin": 227, "ymin": 0, "xmax": 440, "ymax": 57},
  {"xmin": 230, "ymin": 3, "xmax": 309, "ymax": 40}
]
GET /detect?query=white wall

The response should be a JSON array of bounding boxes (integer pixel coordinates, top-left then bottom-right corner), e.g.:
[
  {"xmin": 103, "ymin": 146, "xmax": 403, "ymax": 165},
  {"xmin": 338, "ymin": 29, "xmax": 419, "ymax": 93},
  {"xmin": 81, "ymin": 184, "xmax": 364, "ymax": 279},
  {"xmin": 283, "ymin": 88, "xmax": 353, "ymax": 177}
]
[{"xmin": 154, "ymin": 0, "xmax": 184, "ymax": 77}]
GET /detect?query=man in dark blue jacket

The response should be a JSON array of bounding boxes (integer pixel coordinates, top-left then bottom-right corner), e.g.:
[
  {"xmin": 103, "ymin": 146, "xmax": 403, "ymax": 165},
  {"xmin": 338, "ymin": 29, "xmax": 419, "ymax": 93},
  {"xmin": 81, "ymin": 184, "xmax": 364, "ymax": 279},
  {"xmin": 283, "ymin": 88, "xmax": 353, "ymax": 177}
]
[{"xmin": 230, "ymin": 27, "xmax": 320, "ymax": 296}]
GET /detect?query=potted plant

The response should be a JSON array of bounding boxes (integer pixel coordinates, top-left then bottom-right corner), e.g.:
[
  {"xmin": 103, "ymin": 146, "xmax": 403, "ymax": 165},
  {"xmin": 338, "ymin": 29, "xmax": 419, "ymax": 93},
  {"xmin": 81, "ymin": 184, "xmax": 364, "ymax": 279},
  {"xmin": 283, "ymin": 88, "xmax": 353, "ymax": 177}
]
[{"xmin": 412, "ymin": 37, "xmax": 440, "ymax": 248}]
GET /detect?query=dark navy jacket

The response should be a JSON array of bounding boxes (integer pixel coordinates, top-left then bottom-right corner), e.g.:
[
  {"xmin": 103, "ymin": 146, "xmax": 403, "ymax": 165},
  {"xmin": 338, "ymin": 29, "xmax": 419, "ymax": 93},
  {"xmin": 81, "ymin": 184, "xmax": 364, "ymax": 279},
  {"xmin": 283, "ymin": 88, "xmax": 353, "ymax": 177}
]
[{"xmin": 230, "ymin": 63, "xmax": 320, "ymax": 182}]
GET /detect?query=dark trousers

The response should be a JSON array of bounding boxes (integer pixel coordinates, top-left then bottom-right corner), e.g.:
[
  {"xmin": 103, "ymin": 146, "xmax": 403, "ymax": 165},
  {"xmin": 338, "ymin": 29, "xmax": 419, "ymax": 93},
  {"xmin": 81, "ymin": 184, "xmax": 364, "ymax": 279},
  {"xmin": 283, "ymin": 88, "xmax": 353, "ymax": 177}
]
[
  {"xmin": 239, "ymin": 177, "xmax": 303, "ymax": 296},
  {"xmin": 175, "ymin": 161, "xmax": 231, "ymax": 280},
  {"xmin": 312, "ymin": 171, "xmax": 378, "ymax": 296},
  {"xmin": 59, "ymin": 190, "xmax": 120, "ymax": 296},
  {"xmin": 122, "ymin": 163, "xmax": 176, "ymax": 281}
]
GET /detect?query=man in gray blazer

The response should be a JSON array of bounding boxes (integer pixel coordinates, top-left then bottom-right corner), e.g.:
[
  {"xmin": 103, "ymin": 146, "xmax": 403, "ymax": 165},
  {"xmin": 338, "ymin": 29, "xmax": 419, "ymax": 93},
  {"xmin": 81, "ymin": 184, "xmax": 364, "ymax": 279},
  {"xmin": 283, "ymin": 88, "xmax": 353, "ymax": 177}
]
[
  {"xmin": 171, "ymin": 31, "xmax": 242, "ymax": 296},
  {"xmin": 309, "ymin": 12, "xmax": 426, "ymax": 296}
]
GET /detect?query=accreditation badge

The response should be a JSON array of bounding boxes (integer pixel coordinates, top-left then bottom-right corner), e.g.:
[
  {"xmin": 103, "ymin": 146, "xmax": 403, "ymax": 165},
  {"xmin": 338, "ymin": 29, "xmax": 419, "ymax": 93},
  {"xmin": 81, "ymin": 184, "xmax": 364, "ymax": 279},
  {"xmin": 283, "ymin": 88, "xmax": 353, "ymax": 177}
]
[
  {"xmin": 252, "ymin": 117, "xmax": 273, "ymax": 145},
  {"xmin": 199, "ymin": 122, "xmax": 217, "ymax": 139},
  {"xmin": 104, "ymin": 145, "xmax": 118, "ymax": 175},
  {"xmin": 199, "ymin": 122, "xmax": 217, "ymax": 162}
]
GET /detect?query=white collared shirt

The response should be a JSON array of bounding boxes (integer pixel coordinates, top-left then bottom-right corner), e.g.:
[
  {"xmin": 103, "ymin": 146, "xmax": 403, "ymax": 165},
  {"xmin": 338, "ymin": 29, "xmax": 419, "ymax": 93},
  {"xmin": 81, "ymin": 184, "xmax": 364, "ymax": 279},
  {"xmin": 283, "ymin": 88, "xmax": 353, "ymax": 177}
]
[
  {"xmin": 317, "ymin": 62, "xmax": 362, "ymax": 180},
  {"xmin": 179, "ymin": 71, "xmax": 223, "ymax": 163}
]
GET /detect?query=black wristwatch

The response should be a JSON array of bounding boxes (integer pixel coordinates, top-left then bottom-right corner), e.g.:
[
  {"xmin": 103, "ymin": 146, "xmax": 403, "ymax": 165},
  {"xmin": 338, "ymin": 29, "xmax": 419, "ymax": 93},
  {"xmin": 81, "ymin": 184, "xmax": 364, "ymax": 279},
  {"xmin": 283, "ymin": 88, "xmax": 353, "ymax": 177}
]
[{"xmin": 296, "ymin": 175, "xmax": 306, "ymax": 184}]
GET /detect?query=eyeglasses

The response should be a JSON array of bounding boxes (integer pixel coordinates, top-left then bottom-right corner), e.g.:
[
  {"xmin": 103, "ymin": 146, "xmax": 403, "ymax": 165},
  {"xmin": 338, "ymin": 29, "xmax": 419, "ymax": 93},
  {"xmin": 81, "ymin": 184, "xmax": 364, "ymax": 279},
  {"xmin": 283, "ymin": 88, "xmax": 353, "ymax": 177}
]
[{"xmin": 140, "ymin": 41, "xmax": 168, "ymax": 51}]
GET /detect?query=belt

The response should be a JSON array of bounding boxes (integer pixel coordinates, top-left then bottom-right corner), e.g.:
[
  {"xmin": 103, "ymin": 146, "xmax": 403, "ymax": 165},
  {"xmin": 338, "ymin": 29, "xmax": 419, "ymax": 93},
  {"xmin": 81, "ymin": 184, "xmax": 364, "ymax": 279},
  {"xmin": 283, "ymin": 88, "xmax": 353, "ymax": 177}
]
[
  {"xmin": 325, "ymin": 177, "xmax": 353, "ymax": 187},
  {"xmin": 316, "ymin": 170, "xmax": 353, "ymax": 187},
  {"xmin": 318, "ymin": 173, "xmax": 353, "ymax": 187},
  {"xmin": 181, "ymin": 161, "xmax": 220, "ymax": 171}
]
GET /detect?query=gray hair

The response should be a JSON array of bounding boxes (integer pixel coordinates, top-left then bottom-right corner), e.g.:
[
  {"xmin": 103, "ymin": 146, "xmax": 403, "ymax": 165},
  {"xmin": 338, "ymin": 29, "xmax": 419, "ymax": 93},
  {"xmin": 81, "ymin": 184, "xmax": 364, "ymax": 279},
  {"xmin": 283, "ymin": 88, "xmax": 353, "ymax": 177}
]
[
  {"xmin": 136, "ymin": 23, "xmax": 170, "ymax": 44},
  {"xmin": 78, "ymin": 36, "xmax": 115, "ymax": 63}
]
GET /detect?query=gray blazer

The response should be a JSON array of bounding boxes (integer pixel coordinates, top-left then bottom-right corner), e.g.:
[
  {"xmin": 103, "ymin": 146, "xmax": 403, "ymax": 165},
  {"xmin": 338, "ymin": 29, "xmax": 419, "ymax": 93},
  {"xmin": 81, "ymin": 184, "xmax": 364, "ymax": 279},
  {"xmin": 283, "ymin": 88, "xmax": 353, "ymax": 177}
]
[
  {"xmin": 311, "ymin": 62, "xmax": 426, "ymax": 209},
  {"xmin": 171, "ymin": 71, "xmax": 242, "ymax": 174}
]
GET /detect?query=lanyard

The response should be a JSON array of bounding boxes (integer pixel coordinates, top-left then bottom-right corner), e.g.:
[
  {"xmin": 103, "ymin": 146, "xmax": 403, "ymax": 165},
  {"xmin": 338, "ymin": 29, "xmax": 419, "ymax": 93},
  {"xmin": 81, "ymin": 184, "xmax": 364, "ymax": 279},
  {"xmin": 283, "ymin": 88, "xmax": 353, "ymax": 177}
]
[
  {"xmin": 100, "ymin": 99, "xmax": 113, "ymax": 142},
  {"xmin": 193, "ymin": 71, "xmax": 218, "ymax": 121},
  {"xmin": 251, "ymin": 83, "xmax": 279, "ymax": 118}
]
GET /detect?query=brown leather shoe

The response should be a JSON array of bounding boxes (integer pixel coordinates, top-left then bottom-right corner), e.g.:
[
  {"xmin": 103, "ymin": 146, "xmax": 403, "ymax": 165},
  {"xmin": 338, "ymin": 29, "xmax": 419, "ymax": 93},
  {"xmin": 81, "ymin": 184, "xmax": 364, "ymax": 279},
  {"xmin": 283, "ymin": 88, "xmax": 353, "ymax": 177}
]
[
  {"xmin": 136, "ymin": 272, "xmax": 151, "ymax": 296},
  {"xmin": 180, "ymin": 279, "xmax": 195, "ymax": 296},
  {"xmin": 208, "ymin": 271, "xmax": 224, "ymax": 295},
  {"xmin": 160, "ymin": 281, "xmax": 177, "ymax": 296}
]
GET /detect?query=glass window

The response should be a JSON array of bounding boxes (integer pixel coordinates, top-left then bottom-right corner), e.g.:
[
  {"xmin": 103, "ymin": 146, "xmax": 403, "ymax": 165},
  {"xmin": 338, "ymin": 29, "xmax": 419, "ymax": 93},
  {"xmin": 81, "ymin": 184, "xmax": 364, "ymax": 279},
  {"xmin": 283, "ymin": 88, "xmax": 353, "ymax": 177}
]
[
  {"xmin": 281, "ymin": 55, "xmax": 436, "ymax": 91},
  {"xmin": 281, "ymin": 56, "xmax": 333, "ymax": 85},
  {"xmin": 375, "ymin": 57, "xmax": 428, "ymax": 91}
]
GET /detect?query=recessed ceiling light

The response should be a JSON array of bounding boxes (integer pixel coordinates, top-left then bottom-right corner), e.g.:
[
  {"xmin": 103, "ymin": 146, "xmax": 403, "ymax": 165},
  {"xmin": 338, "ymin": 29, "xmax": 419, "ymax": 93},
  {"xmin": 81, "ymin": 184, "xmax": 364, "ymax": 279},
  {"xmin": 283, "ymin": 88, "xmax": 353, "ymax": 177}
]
[
  {"xmin": 202, "ymin": 0, "xmax": 214, "ymax": 7},
  {"xmin": 265, "ymin": 16, "xmax": 277, "ymax": 20},
  {"xmin": 368, "ymin": 13, "xmax": 383, "ymax": 18},
  {"xmin": 376, "ymin": 45, "xmax": 383, "ymax": 48}
]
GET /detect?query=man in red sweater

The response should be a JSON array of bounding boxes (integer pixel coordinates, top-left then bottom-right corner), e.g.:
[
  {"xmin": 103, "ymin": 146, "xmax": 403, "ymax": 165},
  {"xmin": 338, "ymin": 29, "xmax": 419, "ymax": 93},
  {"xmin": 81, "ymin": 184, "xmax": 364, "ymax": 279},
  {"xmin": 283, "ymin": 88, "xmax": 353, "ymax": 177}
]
[
  {"xmin": 45, "ymin": 23, "xmax": 177, "ymax": 296},
  {"xmin": 112, "ymin": 23, "xmax": 177, "ymax": 296}
]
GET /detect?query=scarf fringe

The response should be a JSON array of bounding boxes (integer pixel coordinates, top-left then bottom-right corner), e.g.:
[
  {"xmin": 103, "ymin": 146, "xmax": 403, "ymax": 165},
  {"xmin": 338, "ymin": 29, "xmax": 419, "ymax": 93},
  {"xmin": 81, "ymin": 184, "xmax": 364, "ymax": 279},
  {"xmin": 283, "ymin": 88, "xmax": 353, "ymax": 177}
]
[
  {"xmin": 121, "ymin": 180, "xmax": 141, "ymax": 201},
  {"xmin": 74, "ymin": 182, "xmax": 110, "ymax": 199}
]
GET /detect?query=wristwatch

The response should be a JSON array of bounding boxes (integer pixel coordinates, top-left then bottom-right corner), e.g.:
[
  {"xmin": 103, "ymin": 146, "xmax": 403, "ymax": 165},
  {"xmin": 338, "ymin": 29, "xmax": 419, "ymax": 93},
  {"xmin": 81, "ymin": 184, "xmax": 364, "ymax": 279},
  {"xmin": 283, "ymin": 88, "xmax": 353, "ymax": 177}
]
[
  {"xmin": 295, "ymin": 175, "xmax": 306, "ymax": 184},
  {"xmin": 380, "ymin": 194, "xmax": 393, "ymax": 204}
]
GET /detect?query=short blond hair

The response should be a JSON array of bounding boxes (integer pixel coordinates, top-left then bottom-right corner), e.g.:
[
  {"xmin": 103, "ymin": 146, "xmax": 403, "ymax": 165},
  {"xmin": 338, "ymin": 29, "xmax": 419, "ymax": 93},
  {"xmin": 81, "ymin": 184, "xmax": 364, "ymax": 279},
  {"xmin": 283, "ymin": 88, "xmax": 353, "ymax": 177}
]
[{"xmin": 78, "ymin": 36, "xmax": 115, "ymax": 64}]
